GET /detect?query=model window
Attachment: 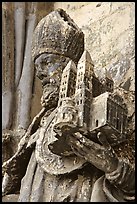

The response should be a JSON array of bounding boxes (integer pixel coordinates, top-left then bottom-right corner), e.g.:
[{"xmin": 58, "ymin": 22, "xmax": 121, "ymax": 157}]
[{"xmin": 96, "ymin": 120, "xmax": 98, "ymax": 127}]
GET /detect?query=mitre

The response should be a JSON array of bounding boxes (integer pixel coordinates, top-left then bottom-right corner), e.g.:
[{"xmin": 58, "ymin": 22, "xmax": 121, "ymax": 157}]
[{"xmin": 32, "ymin": 8, "xmax": 84, "ymax": 63}]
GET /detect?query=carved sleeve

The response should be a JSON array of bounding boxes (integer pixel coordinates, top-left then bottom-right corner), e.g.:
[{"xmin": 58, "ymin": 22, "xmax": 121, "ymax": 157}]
[{"xmin": 105, "ymin": 159, "xmax": 135, "ymax": 201}]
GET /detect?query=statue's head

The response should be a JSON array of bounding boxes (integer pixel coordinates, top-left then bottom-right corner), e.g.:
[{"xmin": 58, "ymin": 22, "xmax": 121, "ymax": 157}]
[{"xmin": 32, "ymin": 8, "xmax": 84, "ymax": 108}]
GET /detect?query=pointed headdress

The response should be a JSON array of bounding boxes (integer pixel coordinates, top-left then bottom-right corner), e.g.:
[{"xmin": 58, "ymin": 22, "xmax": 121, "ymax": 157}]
[{"xmin": 32, "ymin": 8, "xmax": 84, "ymax": 64}]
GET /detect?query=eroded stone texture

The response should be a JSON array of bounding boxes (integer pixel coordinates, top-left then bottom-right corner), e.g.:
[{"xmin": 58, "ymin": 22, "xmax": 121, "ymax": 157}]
[
  {"xmin": 54, "ymin": 2, "xmax": 135, "ymax": 87},
  {"xmin": 2, "ymin": 3, "xmax": 135, "ymax": 203},
  {"xmin": 2, "ymin": 2, "xmax": 55, "ymax": 163},
  {"xmin": 2, "ymin": 3, "xmax": 14, "ymax": 130},
  {"xmin": 2, "ymin": 194, "xmax": 19, "ymax": 202},
  {"xmin": 53, "ymin": 2, "xmax": 135, "ymax": 166}
]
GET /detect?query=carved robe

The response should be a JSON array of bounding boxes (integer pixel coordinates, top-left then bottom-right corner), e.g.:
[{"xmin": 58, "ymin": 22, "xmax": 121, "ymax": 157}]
[{"xmin": 16, "ymin": 108, "xmax": 134, "ymax": 202}]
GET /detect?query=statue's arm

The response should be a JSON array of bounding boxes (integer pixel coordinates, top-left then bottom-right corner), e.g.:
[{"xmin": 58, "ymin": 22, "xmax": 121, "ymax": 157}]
[
  {"xmin": 68, "ymin": 131, "xmax": 135, "ymax": 201},
  {"xmin": 105, "ymin": 159, "xmax": 135, "ymax": 201}
]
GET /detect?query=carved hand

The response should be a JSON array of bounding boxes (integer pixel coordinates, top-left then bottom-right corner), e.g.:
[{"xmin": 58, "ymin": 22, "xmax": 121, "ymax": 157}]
[{"xmin": 68, "ymin": 132, "xmax": 119, "ymax": 174}]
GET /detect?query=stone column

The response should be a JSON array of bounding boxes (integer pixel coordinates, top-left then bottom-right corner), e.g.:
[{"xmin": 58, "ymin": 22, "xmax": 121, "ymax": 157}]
[
  {"xmin": 2, "ymin": 2, "xmax": 15, "ymax": 130},
  {"xmin": 2, "ymin": 2, "xmax": 55, "ymax": 162}
]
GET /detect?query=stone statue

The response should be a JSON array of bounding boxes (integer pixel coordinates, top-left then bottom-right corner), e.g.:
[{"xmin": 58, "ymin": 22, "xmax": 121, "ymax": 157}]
[{"xmin": 2, "ymin": 9, "xmax": 135, "ymax": 202}]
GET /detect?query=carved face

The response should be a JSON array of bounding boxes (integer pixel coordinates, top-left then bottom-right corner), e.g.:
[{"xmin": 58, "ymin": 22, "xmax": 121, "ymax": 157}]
[
  {"xmin": 35, "ymin": 53, "xmax": 70, "ymax": 85},
  {"xmin": 34, "ymin": 53, "xmax": 70, "ymax": 107}
]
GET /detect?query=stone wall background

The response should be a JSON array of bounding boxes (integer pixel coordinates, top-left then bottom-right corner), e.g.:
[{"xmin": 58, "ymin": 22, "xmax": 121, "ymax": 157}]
[
  {"xmin": 54, "ymin": 2, "xmax": 135, "ymax": 89},
  {"xmin": 2, "ymin": 2, "xmax": 135, "ymax": 161}
]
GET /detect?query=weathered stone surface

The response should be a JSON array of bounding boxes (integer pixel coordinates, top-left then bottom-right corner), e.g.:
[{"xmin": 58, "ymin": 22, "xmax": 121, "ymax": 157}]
[
  {"xmin": 119, "ymin": 56, "xmax": 135, "ymax": 92},
  {"xmin": 2, "ymin": 3, "xmax": 55, "ymax": 160},
  {"xmin": 54, "ymin": 2, "xmax": 135, "ymax": 86},
  {"xmin": 3, "ymin": 2, "xmax": 134, "ymax": 131},
  {"xmin": 16, "ymin": 10, "xmax": 36, "ymax": 129},
  {"xmin": 32, "ymin": 9, "xmax": 84, "ymax": 64},
  {"xmin": 2, "ymin": 3, "xmax": 14, "ymax": 130},
  {"xmin": 2, "ymin": 2, "xmax": 55, "ymax": 132},
  {"xmin": 2, "ymin": 3, "xmax": 135, "ymax": 202},
  {"xmin": 14, "ymin": 3, "xmax": 26, "ymax": 87},
  {"xmin": 2, "ymin": 194, "xmax": 19, "ymax": 202}
]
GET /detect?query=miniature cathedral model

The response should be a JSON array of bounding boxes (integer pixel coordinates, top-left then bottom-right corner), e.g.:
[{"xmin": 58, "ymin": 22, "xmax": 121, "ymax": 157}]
[
  {"xmin": 75, "ymin": 51, "xmax": 94, "ymax": 129},
  {"xmin": 58, "ymin": 60, "xmax": 77, "ymax": 107},
  {"xmin": 55, "ymin": 50, "xmax": 128, "ymax": 146},
  {"xmin": 54, "ymin": 61, "xmax": 78, "ymax": 135}
]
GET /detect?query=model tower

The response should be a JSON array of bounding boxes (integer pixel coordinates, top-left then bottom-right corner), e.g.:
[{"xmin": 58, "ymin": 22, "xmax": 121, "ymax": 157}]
[
  {"xmin": 75, "ymin": 50, "xmax": 94, "ymax": 130},
  {"xmin": 58, "ymin": 60, "xmax": 77, "ymax": 106}
]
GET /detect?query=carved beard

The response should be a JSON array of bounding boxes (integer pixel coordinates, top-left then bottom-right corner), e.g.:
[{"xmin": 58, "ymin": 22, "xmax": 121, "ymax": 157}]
[{"xmin": 41, "ymin": 83, "xmax": 59, "ymax": 109}]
